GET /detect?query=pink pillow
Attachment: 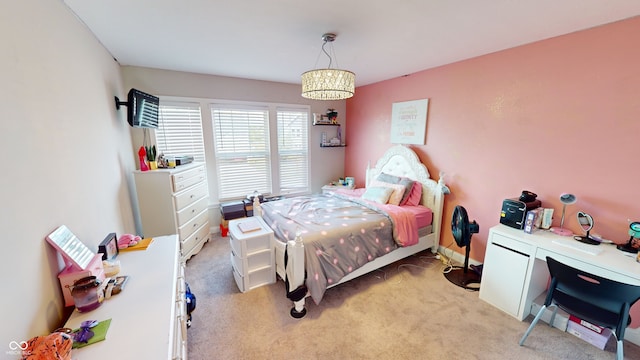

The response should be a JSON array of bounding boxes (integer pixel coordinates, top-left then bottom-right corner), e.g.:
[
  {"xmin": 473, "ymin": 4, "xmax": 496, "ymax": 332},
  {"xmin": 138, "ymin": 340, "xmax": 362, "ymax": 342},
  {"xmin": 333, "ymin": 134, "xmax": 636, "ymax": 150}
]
[{"xmin": 402, "ymin": 181, "xmax": 423, "ymax": 206}]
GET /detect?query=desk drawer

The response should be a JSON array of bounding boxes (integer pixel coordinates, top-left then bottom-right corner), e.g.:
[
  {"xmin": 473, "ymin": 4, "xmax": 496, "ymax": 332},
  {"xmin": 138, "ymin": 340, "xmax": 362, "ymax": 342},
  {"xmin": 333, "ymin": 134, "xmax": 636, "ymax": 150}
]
[{"xmin": 490, "ymin": 232, "xmax": 533, "ymax": 255}]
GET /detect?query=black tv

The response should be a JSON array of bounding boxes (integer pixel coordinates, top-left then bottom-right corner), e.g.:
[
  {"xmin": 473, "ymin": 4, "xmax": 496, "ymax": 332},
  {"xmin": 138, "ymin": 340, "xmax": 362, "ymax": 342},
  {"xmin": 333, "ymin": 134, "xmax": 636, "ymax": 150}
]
[{"xmin": 115, "ymin": 88, "xmax": 160, "ymax": 128}]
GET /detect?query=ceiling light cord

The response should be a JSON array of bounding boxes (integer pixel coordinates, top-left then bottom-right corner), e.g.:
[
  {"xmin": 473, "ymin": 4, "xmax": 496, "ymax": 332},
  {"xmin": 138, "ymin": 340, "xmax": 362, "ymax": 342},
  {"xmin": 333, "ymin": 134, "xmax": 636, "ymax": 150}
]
[{"xmin": 321, "ymin": 40, "xmax": 333, "ymax": 69}]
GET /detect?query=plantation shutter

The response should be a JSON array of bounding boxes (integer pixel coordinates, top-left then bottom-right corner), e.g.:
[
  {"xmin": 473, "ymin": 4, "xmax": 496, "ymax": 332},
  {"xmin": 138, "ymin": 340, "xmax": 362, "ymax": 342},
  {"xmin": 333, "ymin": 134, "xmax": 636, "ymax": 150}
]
[
  {"xmin": 277, "ymin": 108, "xmax": 309, "ymax": 194},
  {"xmin": 212, "ymin": 105, "xmax": 271, "ymax": 200},
  {"xmin": 156, "ymin": 101, "xmax": 205, "ymax": 162}
]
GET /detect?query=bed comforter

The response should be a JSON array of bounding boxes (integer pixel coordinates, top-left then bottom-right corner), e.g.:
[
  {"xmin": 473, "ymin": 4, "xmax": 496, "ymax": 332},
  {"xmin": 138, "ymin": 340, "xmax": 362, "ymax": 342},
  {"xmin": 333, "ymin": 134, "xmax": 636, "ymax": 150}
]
[{"xmin": 261, "ymin": 193, "xmax": 419, "ymax": 304}]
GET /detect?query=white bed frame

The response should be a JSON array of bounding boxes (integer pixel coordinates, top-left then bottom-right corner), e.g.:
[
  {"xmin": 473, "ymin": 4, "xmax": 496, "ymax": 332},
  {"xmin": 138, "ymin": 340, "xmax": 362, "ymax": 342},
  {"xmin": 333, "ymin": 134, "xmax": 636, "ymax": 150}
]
[{"xmin": 270, "ymin": 145, "xmax": 448, "ymax": 318}]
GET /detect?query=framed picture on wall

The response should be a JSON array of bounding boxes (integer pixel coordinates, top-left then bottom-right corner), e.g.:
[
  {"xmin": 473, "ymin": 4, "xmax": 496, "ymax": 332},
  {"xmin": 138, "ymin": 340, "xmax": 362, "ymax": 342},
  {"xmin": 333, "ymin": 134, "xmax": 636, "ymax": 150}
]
[{"xmin": 390, "ymin": 99, "xmax": 429, "ymax": 145}]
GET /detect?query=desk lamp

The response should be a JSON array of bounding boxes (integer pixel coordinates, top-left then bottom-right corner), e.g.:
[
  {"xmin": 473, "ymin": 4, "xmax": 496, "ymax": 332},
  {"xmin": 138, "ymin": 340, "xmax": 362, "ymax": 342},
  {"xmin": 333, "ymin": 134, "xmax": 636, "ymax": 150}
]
[
  {"xmin": 551, "ymin": 193, "xmax": 576, "ymax": 236},
  {"xmin": 616, "ymin": 222, "xmax": 640, "ymax": 253}
]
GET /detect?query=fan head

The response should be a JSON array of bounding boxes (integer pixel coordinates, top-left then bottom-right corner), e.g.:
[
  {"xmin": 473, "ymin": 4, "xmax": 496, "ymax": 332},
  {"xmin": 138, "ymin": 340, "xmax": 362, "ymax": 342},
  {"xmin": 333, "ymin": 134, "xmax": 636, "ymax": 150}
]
[{"xmin": 451, "ymin": 205, "xmax": 479, "ymax": 247}]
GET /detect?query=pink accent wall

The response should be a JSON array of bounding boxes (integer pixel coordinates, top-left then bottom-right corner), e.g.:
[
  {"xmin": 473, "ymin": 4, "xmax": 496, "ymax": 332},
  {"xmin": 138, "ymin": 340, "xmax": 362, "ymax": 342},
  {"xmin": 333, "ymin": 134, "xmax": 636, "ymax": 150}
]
[{"xmin": 345, "ymin": 17, "xmax": 640, "ymax": 324}]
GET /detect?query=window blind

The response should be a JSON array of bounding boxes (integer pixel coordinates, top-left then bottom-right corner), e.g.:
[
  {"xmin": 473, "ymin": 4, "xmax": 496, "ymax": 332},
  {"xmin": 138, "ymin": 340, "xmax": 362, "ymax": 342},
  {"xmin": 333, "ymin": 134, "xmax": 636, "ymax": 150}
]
[
  {"xmin": 156, "ymin": 101, "xmax": 205, "ymax": 163},
  {"xmin": 277, "ymin": 108, "xmax": 309, "ymax": 194},
  {"xmin": 212, "ymin": 105, "xmax": 271, "ymax": 200}
]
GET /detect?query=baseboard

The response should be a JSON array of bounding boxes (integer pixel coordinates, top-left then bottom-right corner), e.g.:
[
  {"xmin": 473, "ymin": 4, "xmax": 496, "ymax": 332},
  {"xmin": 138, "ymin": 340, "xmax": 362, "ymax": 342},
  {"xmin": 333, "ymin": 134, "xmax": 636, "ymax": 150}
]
[
  {"xmin": 437, "ymin": 245, "xmax": 481, "ymax": 267},
  {"xmin": 626, "ymin": 327, "xmax": 640, "ymax": 346}
]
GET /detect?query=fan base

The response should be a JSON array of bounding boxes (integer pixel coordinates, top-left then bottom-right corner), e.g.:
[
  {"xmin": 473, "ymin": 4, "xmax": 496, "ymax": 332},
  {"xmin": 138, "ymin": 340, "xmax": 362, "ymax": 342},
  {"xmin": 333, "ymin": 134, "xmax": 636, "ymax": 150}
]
[{"xmin": 444, "ymin": 268, "xmax": 481, "ymax": 291}]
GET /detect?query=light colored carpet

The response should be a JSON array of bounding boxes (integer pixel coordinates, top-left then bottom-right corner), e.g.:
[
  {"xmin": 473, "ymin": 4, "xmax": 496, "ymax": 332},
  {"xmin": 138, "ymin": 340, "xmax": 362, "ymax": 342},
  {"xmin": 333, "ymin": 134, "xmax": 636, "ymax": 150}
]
[{"xmin": 185, "ymin": 235, "xmax": 640, "ymax": 359}]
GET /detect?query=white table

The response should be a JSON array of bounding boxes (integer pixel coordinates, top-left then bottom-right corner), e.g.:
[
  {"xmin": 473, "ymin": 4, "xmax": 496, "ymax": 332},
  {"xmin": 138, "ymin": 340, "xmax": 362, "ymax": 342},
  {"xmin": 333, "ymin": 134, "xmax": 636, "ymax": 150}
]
[{"xmin": 479, "ymin": 224, "xmax": 640, "ymax": 345}]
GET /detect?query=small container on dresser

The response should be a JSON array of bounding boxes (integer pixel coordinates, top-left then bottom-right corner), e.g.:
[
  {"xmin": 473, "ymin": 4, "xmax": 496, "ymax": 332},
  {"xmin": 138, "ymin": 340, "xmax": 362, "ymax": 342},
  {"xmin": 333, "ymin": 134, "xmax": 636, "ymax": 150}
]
[
  {"xmin": 134, "ymin": 163, "xmax": 211, "ymax": 262},
  {"xmin": 58, "ymin": 254, "xmax": 105, "ymax": 307},
  {"xmin": 229, "ymin": 217, "xmax": 275, "ymax": 292}
]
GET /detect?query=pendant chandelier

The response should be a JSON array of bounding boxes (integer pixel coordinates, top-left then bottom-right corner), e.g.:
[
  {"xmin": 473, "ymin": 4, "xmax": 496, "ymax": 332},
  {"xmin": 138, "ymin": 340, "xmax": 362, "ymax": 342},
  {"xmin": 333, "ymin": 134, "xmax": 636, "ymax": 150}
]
[{"xmin": 301, "ymin": 33, "xmax": 355, "ymax": 100}]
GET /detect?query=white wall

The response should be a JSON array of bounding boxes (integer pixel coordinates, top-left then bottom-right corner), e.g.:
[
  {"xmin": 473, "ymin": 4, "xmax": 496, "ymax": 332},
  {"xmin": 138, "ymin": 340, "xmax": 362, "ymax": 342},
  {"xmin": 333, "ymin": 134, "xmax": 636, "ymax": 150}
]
[
  {"xmin": 0, "ymin": 0, "xmax": 134, "ymax": 346},
  {"xmin": 121, "ymin": 66, "xmax": 347, "ymax": 231}
]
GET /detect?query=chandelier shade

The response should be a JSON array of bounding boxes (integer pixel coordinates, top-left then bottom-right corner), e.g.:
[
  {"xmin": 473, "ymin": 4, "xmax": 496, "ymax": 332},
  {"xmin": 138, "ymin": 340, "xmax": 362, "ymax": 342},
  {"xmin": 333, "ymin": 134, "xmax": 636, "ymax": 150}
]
[
  {"xmin": 301, "ymin": 68, "xmax": 355, "ymax": 100},
  {"xmin": 301, "ymin": 33, "xmax": 355, "ymax": 100}
]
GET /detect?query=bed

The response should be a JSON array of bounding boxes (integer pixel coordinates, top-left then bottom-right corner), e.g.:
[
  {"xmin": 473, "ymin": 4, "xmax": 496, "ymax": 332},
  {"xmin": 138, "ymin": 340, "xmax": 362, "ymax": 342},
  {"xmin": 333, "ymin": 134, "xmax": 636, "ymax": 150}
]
[{"xmin": 260, "ymin": 145, "xmax": 449, "ymax": 318}]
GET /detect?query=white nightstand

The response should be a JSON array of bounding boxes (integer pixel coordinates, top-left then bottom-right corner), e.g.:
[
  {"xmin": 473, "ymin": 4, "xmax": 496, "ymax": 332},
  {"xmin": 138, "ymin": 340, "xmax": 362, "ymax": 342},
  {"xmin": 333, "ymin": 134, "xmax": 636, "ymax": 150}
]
[{"xmin": 229, "ymin": 217, "xmax": 275, "ymax": 292}]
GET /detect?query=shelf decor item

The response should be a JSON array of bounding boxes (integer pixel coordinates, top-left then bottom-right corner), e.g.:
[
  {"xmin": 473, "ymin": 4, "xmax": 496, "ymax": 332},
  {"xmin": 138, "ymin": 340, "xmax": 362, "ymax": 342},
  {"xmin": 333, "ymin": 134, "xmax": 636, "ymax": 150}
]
[
  {"xmin": 138, "ymin": 146, "xmax": 149, "ymax": 171},
  {"xmin": 326, "ymin": 109, "xmax": 338, "ymax": 123},
  {"xmin": 146, "ymin": 145, "xmax": 157, "ymax": 170}
]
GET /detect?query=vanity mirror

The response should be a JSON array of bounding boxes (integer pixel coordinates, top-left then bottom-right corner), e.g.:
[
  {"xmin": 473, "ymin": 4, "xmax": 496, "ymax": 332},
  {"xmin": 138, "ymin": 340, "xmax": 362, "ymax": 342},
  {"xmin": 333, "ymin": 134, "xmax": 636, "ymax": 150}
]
[
  {"xmin": 616, "ymin": 221, "xmax": 640, "ymax": 253},
  {"xmin": 574, "ymin": 212, "xmax": 599, "ymax": 245}
]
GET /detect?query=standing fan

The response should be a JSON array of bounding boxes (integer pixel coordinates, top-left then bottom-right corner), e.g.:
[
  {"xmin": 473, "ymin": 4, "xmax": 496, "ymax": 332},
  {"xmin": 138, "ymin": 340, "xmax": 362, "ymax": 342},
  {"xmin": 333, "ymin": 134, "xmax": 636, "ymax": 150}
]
[{"xmin": 444, "ymin": 205, "xmax": 481, "ymax": 291}]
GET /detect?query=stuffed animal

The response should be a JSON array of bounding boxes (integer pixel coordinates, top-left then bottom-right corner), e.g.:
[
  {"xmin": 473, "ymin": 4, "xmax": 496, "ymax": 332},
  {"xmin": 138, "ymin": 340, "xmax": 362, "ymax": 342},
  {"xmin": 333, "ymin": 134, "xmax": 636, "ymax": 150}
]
[{"xmin": 117, "ymin": 234, "xmax": 141, "ymax": 249}]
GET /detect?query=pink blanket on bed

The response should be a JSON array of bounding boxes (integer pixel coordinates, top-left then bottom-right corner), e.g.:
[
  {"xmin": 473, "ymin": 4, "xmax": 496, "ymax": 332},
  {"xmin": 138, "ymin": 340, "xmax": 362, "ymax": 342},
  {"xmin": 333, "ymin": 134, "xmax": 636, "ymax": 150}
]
[
  {"xmin": 335, "ymin": 188, "xmax": 419, "ymax": 246},
  {"xmin": 382, "ymin": 204, "xmax": 419, "ymax": 246}
]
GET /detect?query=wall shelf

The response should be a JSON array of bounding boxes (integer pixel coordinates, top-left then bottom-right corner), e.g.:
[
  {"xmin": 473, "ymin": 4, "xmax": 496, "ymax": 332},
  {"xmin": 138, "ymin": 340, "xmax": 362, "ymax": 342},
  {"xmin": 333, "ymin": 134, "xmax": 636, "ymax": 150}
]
[{"xmin": 320, "ymin": 144, "xmax": 346, "ymax": 147}]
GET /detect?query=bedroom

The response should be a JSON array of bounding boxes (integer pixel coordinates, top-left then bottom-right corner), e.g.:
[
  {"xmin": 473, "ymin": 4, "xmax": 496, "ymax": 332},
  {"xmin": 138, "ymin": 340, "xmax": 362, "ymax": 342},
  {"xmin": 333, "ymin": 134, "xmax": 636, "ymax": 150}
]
[{"xmin": 2, "ymin": 0, "xmax": 640, "ymax": 358}]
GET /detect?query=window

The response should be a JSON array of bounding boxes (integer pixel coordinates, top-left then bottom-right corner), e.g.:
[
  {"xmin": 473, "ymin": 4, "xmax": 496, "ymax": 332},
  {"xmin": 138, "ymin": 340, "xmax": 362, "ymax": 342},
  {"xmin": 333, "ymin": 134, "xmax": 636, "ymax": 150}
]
[
  {"xmin": 211, "ymin": 105, "xmax": 271, "ymax": 200},
  {"xmin": 156, "ymin": 101, "xmax": 205, "ymax": 162},
  {"xmin": 211, "ymin": 103, "xmax": 309, "ymax": 200},
  {"xmin": 155, "ymin": 98, "xmax": 310, "ymax": 202},
  {"xmin": 277, "ymin": 108, "xmax": 309, "ymax": 193}
]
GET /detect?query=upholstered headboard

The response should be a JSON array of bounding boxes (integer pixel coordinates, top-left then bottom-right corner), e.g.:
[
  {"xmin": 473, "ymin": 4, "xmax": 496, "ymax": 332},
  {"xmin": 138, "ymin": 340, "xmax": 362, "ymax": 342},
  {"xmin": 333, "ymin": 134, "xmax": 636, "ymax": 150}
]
[{"xmin": 365, "ymin": 145, "xmax": 445, "ymax": 211}]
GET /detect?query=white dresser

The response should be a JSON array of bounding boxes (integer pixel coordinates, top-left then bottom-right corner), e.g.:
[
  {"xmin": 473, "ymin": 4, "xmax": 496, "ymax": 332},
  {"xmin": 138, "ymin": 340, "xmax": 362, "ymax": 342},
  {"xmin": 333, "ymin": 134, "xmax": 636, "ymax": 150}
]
[
  {"xmin": 134, "ymin": 163, "xmax": 211, "ymax": 262},
  {"xmin": 229, "ymin": 217, "xmax": 275, "ymax": 292},
  {"xmin": 65, "ymin": 235, "xmax": 187, "ymax": 359}
]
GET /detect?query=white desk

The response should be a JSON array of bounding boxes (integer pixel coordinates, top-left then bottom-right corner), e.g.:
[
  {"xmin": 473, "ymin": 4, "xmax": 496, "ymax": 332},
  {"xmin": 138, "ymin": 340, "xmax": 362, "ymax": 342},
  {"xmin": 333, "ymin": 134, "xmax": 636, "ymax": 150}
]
[
  {"xmin": 64, "ymin": 235, "xmax": 187, "ymax": 359},
  {"xmin": 479, "ymin": 224, "xmax": 640, "ymax": 345}
]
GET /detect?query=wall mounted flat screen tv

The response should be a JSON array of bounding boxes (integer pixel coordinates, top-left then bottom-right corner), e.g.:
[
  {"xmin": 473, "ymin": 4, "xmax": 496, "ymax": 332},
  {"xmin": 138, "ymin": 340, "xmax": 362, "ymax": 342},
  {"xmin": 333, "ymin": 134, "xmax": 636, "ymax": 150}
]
[{"xmin": 115, "ymin": 88, "xmax": 160, "ymax": 128}]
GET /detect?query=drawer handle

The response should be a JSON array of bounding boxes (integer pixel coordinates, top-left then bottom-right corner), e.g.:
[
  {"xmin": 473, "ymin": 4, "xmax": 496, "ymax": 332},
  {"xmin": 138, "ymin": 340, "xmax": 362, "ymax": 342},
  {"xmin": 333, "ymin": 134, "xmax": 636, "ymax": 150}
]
[
  {"xmin": 191, "ymin": 209, "xmax": 195, "ymax": 214},
  {"xmin": 193, "ymin": 223, "xmax": 198, "ymax": 228},
  {"xmin": 190, "ymin": 194, "xmax": 195, "ymax": 199}
]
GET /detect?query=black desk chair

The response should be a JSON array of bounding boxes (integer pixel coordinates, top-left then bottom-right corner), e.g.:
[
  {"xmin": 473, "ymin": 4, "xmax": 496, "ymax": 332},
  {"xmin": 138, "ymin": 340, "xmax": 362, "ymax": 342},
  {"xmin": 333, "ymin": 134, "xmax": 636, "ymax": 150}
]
[{"xmin": 519, "ymin": 256, "xmax": 640, "ymax": 360}]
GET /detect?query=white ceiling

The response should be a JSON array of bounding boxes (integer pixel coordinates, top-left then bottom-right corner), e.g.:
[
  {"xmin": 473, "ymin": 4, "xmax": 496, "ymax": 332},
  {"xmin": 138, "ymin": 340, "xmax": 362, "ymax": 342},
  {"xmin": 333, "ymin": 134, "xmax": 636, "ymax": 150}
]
[{"xmin": 63, "ymin": 0, "xmax": 640, "ymax": 87}]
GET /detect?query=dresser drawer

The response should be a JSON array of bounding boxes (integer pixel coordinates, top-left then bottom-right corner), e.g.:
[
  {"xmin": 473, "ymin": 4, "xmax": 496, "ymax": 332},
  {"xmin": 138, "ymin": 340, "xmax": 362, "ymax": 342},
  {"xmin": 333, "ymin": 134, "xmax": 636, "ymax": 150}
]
[
  {"xmin": 174, "ymin": 182, "xmax": 208, "ymax": 210},
  {"xmin": 176, "ymin": 196, "xmax": 208, "ymax": 227},
  {"xmin": 178, "ymin": 209, "xmax": 209, "ymax": 240},
  {"xmin": 172, "ymin": 165, "xmax": 206, "ymax": 192},
  {"xmin": 182, "ymin": 222, "xmax": 210, "ymax": 258}
]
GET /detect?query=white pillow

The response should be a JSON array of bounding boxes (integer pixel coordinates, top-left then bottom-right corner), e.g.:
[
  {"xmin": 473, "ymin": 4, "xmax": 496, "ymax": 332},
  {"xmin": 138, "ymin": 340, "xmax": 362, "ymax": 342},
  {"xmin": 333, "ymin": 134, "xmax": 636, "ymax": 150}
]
[
  {"xmin": 368, "ymin": 179, "xmax": 406, "ymax": 205},
  {"xmin": 361, "ymin": 186, "xmax": 394, "ymax": 204}
]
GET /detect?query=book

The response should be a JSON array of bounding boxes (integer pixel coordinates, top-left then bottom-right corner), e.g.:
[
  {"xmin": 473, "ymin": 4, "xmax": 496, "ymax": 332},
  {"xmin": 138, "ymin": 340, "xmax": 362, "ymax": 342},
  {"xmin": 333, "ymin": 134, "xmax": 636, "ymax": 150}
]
[{"xmin": 238, "ymin": 218, "xmax": 262, "ymax": 233}]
